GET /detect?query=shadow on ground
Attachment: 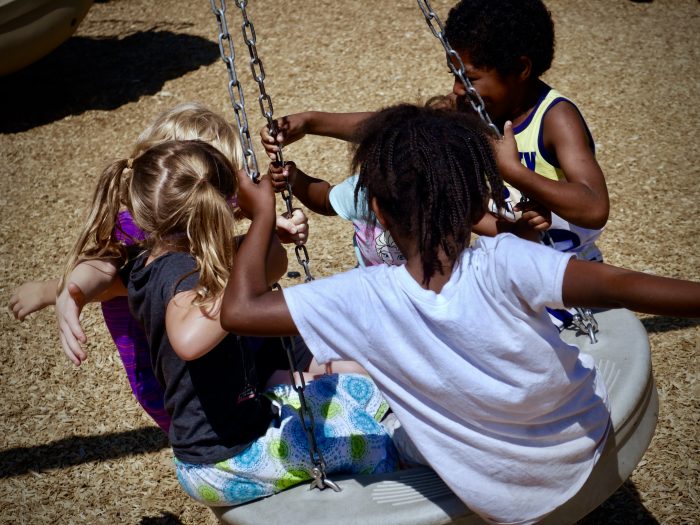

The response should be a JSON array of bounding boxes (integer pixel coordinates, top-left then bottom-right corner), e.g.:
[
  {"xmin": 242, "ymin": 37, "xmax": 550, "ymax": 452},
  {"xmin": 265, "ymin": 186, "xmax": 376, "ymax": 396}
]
[
  {"xmin": 641, "ymin": 316, "xmax": 699, "ymax": 334},
  {"xmin": 578, "ymin": 480, "xmax": 659, "ymax": 524},
  {"xmin": 0, "ymin": 31, "xmax": 218, "ymax": 133},
  {"xmin": 140, "ymin": 512, "xmax": 186, "ymax": 525},
  {"xmin": 0, "ymin": 426, "xmax": 168, "ymax": 478}
]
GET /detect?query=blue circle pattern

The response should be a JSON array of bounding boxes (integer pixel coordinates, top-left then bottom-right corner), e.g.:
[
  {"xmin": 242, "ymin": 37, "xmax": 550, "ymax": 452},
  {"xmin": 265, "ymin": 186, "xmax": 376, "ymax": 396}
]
[
  {"xmin": 230, "ymin": 440, "xmax": 264, "ymax": 472},
  {"xmin": 349, "ymin": 409, "xmax": 379, "ymax": 435},
  {"xmin": 222, "ymin": 476, "xmax": 269, "ymax": 504},
  {"xmin": 343, "ymin": 375, "xmax": 373, "ymax": 405}
]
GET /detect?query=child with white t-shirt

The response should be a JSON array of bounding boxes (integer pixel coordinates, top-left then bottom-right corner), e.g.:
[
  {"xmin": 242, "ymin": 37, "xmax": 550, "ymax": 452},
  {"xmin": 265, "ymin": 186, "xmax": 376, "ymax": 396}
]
[{"xmin": 223, "ymin": 104, "xmax": 700, "ymax": 525}]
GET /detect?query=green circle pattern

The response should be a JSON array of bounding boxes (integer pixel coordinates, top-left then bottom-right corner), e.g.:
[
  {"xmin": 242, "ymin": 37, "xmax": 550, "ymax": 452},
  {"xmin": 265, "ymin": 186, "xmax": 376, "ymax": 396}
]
[
  {"xmin": 321, "ymin": 401, "xmax": 343, "ymax": 419},
  {"xmin": 268, "ymin": 438, "xmax": 289, "ymax": 460},
  {"xmin": 350, "ymin": 434, "xmax": 367, "ymax": 460},
  {"xmin": 275, "ymin": 468, "xmax": 310, "ymax": 490},
  {"xmin": 198, "ymin": 484, "xmax": 220, "ymax": 503}
]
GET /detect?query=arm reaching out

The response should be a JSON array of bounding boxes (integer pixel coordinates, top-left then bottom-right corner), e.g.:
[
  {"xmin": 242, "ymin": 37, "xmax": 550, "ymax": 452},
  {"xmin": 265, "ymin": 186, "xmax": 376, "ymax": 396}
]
[
  {"xmin": 56, "ymin": 259, "xmax": 124, "ymax": 365},
  {"xmin": 260, "ymin": 111, "xmax": 374, "ymax": 160},
  {"xmin": 268, "ymin": 161, "xmax": 336, "ymax": 216},
  {"xmin": 9, "ymin": 278, "xmax": 59, "ymax": 321},
  {"xmin": 221, "ymin": 172, "xmax": 298, "ymax": 336},
  {"xmin": 563, "ymin": 259, "xmax": 700, "ymax": 317}
]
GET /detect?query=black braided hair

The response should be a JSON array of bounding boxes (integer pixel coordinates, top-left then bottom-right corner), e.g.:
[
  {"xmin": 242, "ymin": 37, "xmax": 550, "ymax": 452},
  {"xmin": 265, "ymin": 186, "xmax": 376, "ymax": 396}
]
[
  {"xmin": 352, "ymin": 104, "xmax": 505, "ymax": 285},
  {"xmin": 444, "ymin": 0, "xmax": 555, "ymax": 78}
]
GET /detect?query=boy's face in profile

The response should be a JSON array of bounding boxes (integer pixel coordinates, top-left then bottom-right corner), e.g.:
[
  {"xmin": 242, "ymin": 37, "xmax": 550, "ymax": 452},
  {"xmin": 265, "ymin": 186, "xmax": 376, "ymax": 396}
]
[{"xmin": 449, "ymin": 50, "xmax": 521, "ymax": 124}]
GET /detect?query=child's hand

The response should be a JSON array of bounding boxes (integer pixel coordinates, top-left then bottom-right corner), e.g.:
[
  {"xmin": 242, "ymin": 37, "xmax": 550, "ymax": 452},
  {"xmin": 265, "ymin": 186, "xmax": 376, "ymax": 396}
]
[
  {"xmin": 56, "ymin": 282, "xmax": 88, "ymax": 366},
  {"xmin": 492, "ymin": 121, "xmax": 522, "ymax": 183},
  {"xmin": 276, "ymin": 209, "xmax": 309, "ymax": 245},
  {"xmin": 267, "ymin": 161, "xmax": 297, "ymax": 193},
  {"xmin": 235, "ymin": 169, "xmax": 276, "ymax": 221},
  {"xmin": 515, "ymin": 201, "xmax": 552, "ymax": 231},
  {"xmin": 260, "ymin": 115, "xmax": 308, "ymax": 160},
  {"xmin": 8, "ymin": 280, "xmax": 56, "ymax": 321}
]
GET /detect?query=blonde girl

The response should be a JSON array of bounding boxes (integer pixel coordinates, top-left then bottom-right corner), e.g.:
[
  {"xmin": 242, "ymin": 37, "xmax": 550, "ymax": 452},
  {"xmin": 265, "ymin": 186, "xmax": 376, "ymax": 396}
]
[{"xmin": 58, "ymin": 139, "xmax": 397, "ymax": 507}]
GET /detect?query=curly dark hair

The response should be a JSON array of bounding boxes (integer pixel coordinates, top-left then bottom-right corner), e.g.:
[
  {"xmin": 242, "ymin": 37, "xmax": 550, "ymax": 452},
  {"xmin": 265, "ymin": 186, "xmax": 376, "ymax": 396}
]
[
  {"xmin": 352, "ymin": 104, "xmax": 505, "ymax": 285},
  {"xmin": 444, "ymin": 0, "xmax": 555, "ymax": 78}
]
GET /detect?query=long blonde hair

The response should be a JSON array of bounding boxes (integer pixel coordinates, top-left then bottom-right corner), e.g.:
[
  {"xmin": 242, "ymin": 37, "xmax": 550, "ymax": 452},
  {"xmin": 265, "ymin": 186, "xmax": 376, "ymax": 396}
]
[{"xmin": 62, "ymin": 102, "xmax": 243, "ymax": 304}]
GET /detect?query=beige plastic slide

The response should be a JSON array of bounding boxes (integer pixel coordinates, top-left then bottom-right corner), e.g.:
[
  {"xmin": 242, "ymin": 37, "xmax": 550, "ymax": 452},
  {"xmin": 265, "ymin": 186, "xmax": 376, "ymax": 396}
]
[
  {"xmin": 214, "ymin": 308, "xmax": 658, "ymax": 525},
  {"xmin": 0, "ymin": 0, "xmax": 93, "ymax": 76}
]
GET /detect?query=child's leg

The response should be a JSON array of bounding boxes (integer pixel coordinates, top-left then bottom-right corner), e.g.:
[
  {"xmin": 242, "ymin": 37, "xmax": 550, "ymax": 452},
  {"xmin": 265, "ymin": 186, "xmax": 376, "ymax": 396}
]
[
  {"xmin": 8, "ymin": 278, "xmax": 58, "ymax": 321},
  {"xmin": 175, "ymin": 374, "xmax": 398, "ymax": 507}
]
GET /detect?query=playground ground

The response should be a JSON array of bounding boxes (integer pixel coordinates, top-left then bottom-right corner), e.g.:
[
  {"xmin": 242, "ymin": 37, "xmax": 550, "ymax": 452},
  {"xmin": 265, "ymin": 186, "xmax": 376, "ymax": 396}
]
[{"xmin": 0, "ymin": 0, "xmax": 698, "ymax": 523}]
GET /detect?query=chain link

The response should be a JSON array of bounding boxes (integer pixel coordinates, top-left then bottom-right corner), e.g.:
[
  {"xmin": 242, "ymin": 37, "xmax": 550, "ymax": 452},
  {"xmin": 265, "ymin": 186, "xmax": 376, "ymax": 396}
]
[
  {"xmin": 416, "ymin": 0, "xmax": 500, "ymax": 137},
  {"xmin": 210, "ymin": 0, "xmax": 332, "ymax": 491},
  {"xmin": 231, "ymin": 0, "xmax": 314, "ymax": 283},
  {"xmin": 210, "ymin": 0, "xmax": 260, "ymax": 180}
]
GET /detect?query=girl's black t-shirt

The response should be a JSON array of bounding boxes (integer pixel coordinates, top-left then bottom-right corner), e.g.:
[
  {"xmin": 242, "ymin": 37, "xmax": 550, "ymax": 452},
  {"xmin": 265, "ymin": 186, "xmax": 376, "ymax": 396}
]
[{"xmin": 126, "ymin": 250, "xmax": 274, "ymax": 464}]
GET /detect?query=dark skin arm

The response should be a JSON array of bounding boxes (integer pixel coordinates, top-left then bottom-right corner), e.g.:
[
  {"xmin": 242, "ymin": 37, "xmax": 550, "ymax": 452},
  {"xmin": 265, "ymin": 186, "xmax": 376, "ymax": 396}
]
[
  {"xmin": 267, "ymin": 162, "xmax": 336, "ymax": 216},
  {"xmin": 221, "ymin": 173, "xmax": 298, "ymax": 336},
  {"xmin": 494, "ymin": 103, "xmax": 609, "ymax": 229},
  {"xmin": 221, "ymin": 172, "xmax": 700, "ymax": 336},
  {"xmin": 563, "ymin": 259, "xmax": 700, "ymax": 317},
  {"xmin": 260, "ymin": 112, "xmax": 374, "ymax": 160}
]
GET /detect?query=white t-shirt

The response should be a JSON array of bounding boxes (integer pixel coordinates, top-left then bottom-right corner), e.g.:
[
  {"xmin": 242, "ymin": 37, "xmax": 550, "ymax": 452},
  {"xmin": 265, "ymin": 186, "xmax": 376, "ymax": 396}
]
[{"xmin": 283, "ymin": 234, "xmax": 610, "ymax": 525}]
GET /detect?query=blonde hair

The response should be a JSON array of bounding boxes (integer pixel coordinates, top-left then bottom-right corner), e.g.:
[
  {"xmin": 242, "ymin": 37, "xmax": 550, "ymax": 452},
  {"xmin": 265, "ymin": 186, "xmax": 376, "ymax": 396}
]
[
  {"xmin": 61, "ymin": 103, "xmax": 243, "ymax": 304},
  {"xmin": 132, "ymin": 102, "xmax": 244, "ymax": 169}
]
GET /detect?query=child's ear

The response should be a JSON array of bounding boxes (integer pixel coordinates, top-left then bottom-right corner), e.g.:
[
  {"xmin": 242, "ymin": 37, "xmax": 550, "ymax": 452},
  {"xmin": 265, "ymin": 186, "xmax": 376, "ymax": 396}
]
[
  {"xmin": 370, "ymin": 197, "xmax": 389, "ymax": 229},
  {"xmin": 516, "ymin": 56, "xmax": 532, "ymax": 82}
]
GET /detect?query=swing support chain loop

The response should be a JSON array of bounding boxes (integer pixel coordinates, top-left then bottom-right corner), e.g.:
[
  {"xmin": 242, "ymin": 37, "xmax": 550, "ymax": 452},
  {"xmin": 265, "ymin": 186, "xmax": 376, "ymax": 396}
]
[
  {"xmin": 274, "ymin": 286, "xmax": 342, "ymax": 492},
  {"xmin": 416, "ymin": 0, "xmax": 500, "ymax": 137},
  {"xmin": 231, "ymin": 0, "xmax": 314, "ymax": 283},
  {"xmin": 541, "ymin": 234, "xmax": 599, "ymax": 344}
]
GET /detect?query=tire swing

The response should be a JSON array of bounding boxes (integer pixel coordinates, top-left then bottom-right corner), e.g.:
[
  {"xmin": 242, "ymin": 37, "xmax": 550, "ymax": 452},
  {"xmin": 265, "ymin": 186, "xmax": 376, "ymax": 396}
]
[{"xmin": 209, "ymin": 2, "xmax": 658, "ymax": 524}]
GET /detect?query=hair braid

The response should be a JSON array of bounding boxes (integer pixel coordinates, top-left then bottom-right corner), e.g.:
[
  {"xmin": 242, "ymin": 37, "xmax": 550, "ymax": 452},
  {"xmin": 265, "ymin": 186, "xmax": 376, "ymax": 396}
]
[{"xmin": 352, "ymin": 104, "xmax": 505, "ymax": 284}]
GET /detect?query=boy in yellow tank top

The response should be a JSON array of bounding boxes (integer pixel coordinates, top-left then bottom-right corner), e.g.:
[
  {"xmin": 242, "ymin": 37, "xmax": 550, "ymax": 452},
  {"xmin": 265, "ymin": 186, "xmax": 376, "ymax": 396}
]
[{"xmin": 445, "ymin": 0, "xmax": 609, "ymax": 262}]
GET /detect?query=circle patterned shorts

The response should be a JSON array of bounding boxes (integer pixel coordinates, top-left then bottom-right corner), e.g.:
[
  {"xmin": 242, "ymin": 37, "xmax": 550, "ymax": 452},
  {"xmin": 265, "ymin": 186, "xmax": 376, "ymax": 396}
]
[{"xmin": 174, "ymin": 373, "xmax": 398, "ymax": 507}]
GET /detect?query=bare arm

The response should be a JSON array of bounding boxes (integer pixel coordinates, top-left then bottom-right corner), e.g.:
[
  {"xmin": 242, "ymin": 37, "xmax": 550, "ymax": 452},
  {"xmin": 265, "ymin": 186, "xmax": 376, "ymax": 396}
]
[
  {"xmin": 268, "ymin": 162, "xmax": 336, "ymax": 216},
  {"xmin": 165, "ymin": 293, "xmax": 228, "ymax": 361},
  {"xmin": 9, "ymin": 278, "xmax": 59, "ymax": 320},
  {"xmin": 261, "ymin": 111, "xmax": 374, "ymax": 159},
  {"xmin": 57, "ymin": 258, "xmax": 124, "ymax": 365},
  {"xmin": 221, "ymin": 173, "xmax": 298, "ymax": 336},
  {"xmin": 495, "ymin": 105, "xmax": 609, "ymax": 229},
  {"xmin": 562, "ymin": 259, "xmax": 700, "ymax": 317}
]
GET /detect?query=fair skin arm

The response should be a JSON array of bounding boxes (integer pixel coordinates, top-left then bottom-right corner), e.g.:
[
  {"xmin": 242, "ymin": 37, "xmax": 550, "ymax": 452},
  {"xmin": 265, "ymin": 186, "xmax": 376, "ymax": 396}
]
[
  {"xmin": 56, "ymin": 259, "xmax": 126, "ymax": 365},
  {"xmin": 494, "ymin": 107, "xmax": 609, "ymax": 229},
  {"xmin": 9, "ymin": 279, "xmax": 59, "ymax": 321},
  {"xmin": 172, "ymin": 231, "xmax": 288, "ymax": 361},
  {"xmin": 222, "ymin": 175, "xmax": 700, "ymax": 335}
]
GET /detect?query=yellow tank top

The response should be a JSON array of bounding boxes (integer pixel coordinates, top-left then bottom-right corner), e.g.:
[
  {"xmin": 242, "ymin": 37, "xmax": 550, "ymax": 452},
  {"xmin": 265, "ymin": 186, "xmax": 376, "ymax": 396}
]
[{"xmin": 513, "ymin": 86, "xmax": 594, "ymax": 182}]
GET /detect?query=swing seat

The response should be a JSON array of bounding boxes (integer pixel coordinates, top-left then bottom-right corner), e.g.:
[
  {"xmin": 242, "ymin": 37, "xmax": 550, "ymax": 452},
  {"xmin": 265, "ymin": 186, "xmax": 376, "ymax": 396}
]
[
  {"xmin": 0, "ymin": 0, "xmax": 93, "ymax": 76},
  {"xmin": 214, "ymin": 308, "xmax": 658, "ymax": 525}
]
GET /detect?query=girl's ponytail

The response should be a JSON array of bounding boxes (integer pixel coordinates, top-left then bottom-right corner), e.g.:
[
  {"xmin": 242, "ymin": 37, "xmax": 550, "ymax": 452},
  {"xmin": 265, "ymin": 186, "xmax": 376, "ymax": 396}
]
[
  {"xmin": 60, "ymin": 158, "xmax": 131, "ymax": 291},
  {"xmin": 185, "ymin": 181, "xmax": 238, "ymax": 306}
]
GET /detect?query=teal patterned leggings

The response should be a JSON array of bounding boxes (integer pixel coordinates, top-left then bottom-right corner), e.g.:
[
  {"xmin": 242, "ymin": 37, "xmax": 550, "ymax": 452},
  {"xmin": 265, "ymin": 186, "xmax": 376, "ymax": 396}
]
[{"xmin": 175, "ymin": 374, "xmax": 398, "ymax": 506}]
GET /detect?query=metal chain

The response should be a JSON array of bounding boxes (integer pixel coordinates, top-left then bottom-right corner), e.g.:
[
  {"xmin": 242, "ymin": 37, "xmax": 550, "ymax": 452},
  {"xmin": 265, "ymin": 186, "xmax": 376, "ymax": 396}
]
[
  {"xmin": 209, "ymin": 0, "xmax": 334, "ymax": 492},
  {"xmin": 232, "ymin": 0, "xmax": 315, "ymax": 283},
  {"xmin": 210, "ymin": 0, "xmax": 261, "ymax": 181},
  {"xmin": 416, "ymin": 0, "xmax": 500, "ymax": 137},
  {"xmin": 276, "ymin": 317, "xmax": 341, "ymax": 492}
]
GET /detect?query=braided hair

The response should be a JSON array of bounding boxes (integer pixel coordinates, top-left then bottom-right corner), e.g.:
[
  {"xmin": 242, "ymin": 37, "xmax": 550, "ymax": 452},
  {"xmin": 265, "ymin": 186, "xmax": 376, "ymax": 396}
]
[{"xmin": 352, "ymin": 104, "xmax": 505, "ymax": 285}]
